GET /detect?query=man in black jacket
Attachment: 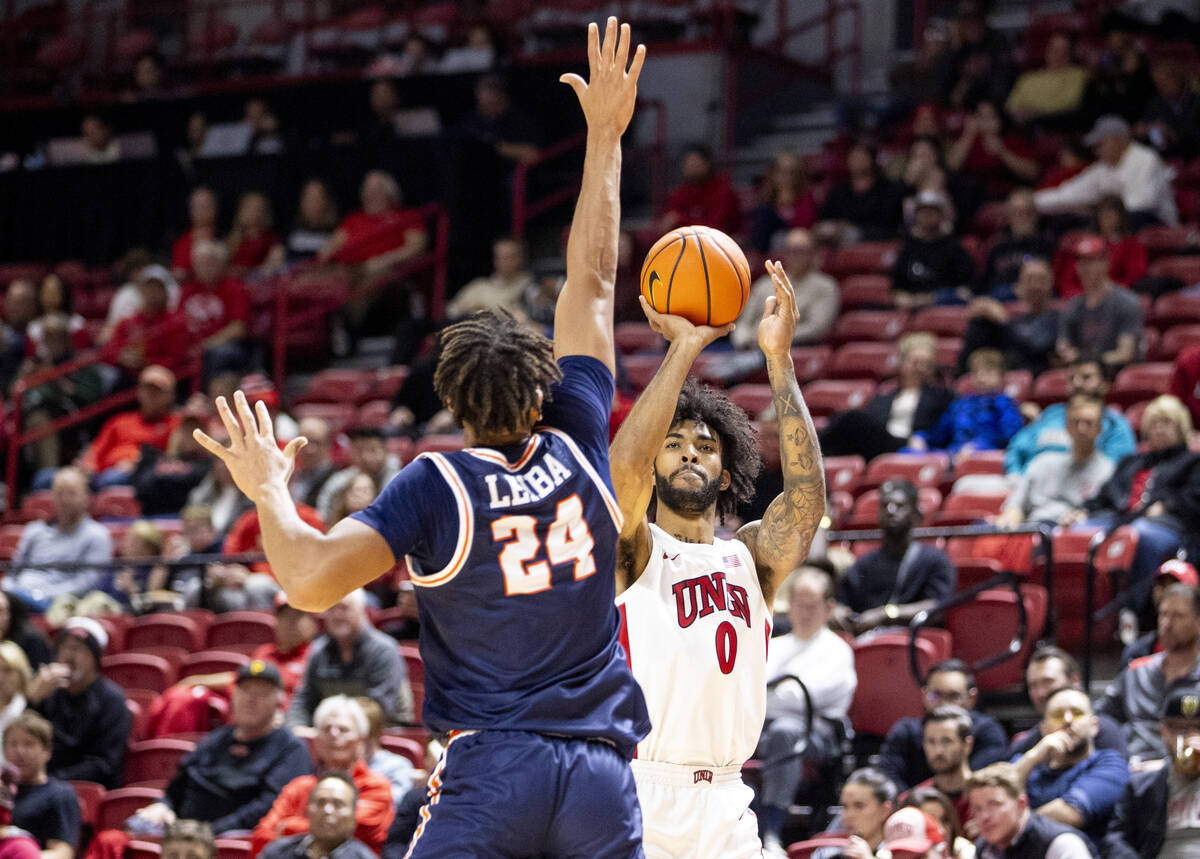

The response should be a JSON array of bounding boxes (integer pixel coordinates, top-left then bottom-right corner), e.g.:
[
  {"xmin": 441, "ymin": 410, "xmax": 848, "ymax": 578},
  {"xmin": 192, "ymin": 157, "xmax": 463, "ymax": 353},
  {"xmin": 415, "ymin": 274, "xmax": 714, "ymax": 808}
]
[{"xmin": 1104, "ymin": 684, "xmax": 1200, "ymax": 857}]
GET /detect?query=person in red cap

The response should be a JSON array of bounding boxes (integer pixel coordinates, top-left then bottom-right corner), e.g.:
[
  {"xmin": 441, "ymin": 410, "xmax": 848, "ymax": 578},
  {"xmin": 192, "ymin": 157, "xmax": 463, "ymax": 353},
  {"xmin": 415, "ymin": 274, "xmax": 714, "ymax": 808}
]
[
  {"xmin": 1120, "ymin": 560, "xmax": 1200, "ymax": 668},
  {"xmin": 880, "ymin": 806, "xmax": 945, "ymax": 859},
  {"xmin": 1055, "ymin": 234, "xmax": 1143, "ymax": 369}
]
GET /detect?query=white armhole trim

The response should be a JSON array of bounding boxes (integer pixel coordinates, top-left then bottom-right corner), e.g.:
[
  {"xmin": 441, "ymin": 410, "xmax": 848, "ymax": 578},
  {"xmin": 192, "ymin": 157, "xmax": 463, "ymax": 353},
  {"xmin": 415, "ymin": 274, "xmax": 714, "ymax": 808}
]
[
  {"xmin": 539, "ymin": 427, "xmax": 623, "ymax": 530},
  {"xmin": 405, "ymin": 452, "xmax": 474, "ymax": 588}
]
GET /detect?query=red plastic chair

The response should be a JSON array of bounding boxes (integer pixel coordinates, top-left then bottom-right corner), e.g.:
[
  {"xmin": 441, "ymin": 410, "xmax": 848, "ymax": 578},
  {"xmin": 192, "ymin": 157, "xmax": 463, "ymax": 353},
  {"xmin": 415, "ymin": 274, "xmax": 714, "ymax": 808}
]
[
  {"xmin": 96, "ymin": 787, "xmax": 164, "ymax": 831},
  {"xmin": 801, "ymin": 380, "xmax": 876, "ymax": 417},
  {"xmin": 828, "ymin": 342, "xmax": 899, "ymax": 380},
  {"xmin": 907, "ymin": 306, "xmax": 970, "ymax": 337},
  {"xmin": 931, "ymin": 490, "xmax": 1008, "ymax": 524},
  {"xmin": 839, "ymin": 274, "xmax": 893, "ymax": 309},
  {"xmin": 861, "ymin": 452, "xmax": 950, "ymax": 492},
  {"xmin": 828, "ymin": 310, "xmax": 907, "ymax": 346},
  {"xmin": 292, "ymin": 403, "xmax": 357, "ymax": 434},
  {"xmin": 70, "ymin": 780, "xmax": 106, "ymax": 829},
  {"xmin": 1152, "ymin": 291, "xmax": 1200, "ymax": 326},
  {"xmin": 947, "ymin": 584, "xmax": 1048, "ymax": 691},
  {"xmin": 379, "ymin": 735, "xmax": 425, "ymax": 768},
  {"xmin": 206, "ymin": 612, "xmax": 276, "ymax": 652},
  {"xmin": 124, "ymin": 738, "xmax": 196, "ymax": 788},
  {"xmin": 180, "ymin": 650, "xmax": 250, "ymax": 679},
  {"xmin": 1051, "ymin": 526, "xmax": 1138, "ymax": 648},
  {"xmin": 19, "ymin": 491, "xmax": 56, "ymax": 521},
  {"xmin": 1125, "ymin": 400, "xmax": 1152, "ymax": 434},
  {"xmin": 823, "ymin": 455, "xmax": 866, "ymax": 495},
  {"xmin": 845, "ymin": 487, "xmax": 943, "ymax": 528},
  {"xmin": 1137, "ymin": 224, "xmax": 1197, "ymax": 258},
  {"xmin": 0, "ymin": 525, "xmax": 25, "ymax": 560},
  {"xmin": 102, "ymin": 653, "xmax": 176, "ymax": 694},
  {"xmin": 1031, "ymin": 368, "xmax": 1070, "ymax": 407},
  {"xmin": 614, "ymin": 322, "xmax": 663, "ymax": 354},
  {"xmin": 849, "ymin": 633, "xmax": 940, "ymax": 736},
  {"xmin": 92, "ymin": 485, "xmax": 142, "ymax": 520},
  {"xmin": 954, "ymin": 449, "xmax": 1007, "ymax": 478},
  {"xmin": 824, "ymin": 241, "xmax": 902, "ymax": 278},
  {"xmin": 215, "ymin": 839, "xmax": 252, "ymax": 859},
  {"xmin": 125, "ymin": 614, "xmax": 205, "ymax": 652},
  {"xmin": 727, "ymin": 384, "xmax": 774, "ymax": 417},
  {"xmin": 294, "ymin": 369, "xmax": 376, "ymax": 405},
  {"xmin": 789, "ymin": 346, "xmax": 833, "ymax": 383},
  {"xmin": 357, "ymin": 400, "xmax": 392, "ymax": 428},
  {"xmin": 1155, "ymin": 324, "xmax": 1200, "ymax": 359},
  {"xmin": 414, "ymin": 434, "xmax": 465, "ymax": 456},
  {"xmin": 1111, "ymin": 362, "xmax": 1174, "ymax": 407},
  {"xmin": 374, "ymin": 366, "xmax": 410, "ymax": 401},
  {"xmin": 1149, "ymin": 255, "xmax": 1200, "ymax": 286},
  {"xmin": 386, "ymin": 437, "xmax": 415, "ymax": 467}
]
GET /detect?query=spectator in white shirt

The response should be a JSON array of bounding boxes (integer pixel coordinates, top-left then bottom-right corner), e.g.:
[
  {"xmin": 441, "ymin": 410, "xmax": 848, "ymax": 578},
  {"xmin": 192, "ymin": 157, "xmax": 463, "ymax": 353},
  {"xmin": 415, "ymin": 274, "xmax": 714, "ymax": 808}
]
[
  {"xmin": 759, "ymin": 564, "xmax": 857, "ymax": 855},
  {"xmin": 1035, "ymin": 114, "xmax": 1178, "ymax": 226}
]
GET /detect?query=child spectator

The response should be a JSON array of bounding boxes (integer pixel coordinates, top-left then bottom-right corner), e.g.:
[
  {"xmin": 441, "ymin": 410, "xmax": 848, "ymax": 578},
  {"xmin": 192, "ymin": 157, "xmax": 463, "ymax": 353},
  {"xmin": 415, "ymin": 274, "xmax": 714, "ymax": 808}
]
[{"xmin": 911, "ymin": 349, "xmax": 1022, "ymax": 452}]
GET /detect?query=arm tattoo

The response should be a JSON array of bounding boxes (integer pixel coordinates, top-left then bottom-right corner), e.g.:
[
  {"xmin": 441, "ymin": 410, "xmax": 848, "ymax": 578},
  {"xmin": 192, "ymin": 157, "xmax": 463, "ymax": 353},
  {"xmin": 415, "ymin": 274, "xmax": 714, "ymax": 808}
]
[{"xmin": 754, "ymin": 352, "xmax": 826, "ymax": 590}]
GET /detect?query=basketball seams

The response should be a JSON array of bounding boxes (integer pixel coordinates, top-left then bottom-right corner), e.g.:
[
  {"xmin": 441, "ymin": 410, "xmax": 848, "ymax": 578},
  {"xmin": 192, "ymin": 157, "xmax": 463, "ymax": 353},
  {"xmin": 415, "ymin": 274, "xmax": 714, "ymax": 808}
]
[
  {"xmin": 641, "ymin": 234, "xmax": 684, "ymax": 307},
  {"xmin": 691, "ymin": 228, "xmax": 712, "ymax": 325},
  {"xmin": 641, "ymin": 225, "xmax": 748, "ymax": 327},
  {"xmin": 665, "ymin": 233, "xmax": 687, "ymax": 315},
  {"xmin": 702, "ymin": 229, "xmax": 748, "ymax": 312}
]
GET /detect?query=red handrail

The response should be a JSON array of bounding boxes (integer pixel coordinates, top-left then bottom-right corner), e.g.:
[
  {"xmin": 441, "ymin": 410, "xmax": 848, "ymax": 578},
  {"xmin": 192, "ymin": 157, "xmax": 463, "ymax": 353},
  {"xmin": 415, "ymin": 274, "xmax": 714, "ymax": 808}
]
[
  {"xmin": 511, "ymin": 131, "xmax": 588, "ymax": 241},
  {"xmin": 772, "ymin": 0, "xmax": 863, "ymax": 95}
]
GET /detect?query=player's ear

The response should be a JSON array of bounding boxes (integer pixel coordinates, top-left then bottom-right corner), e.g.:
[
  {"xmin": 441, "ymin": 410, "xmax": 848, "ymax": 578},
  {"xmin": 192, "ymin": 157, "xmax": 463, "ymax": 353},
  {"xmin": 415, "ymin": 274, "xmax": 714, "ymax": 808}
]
[{"xmin": 720, "ymin": 469, "xmax": 731, "ymax": 491}]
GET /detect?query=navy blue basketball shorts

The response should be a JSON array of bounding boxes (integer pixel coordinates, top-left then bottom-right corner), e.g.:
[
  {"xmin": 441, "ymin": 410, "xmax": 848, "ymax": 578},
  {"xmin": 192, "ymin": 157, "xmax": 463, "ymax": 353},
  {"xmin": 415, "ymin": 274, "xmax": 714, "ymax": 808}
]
[{"xmin": 402, "ymin": 729, "xmax": 645, "ymax": 859}]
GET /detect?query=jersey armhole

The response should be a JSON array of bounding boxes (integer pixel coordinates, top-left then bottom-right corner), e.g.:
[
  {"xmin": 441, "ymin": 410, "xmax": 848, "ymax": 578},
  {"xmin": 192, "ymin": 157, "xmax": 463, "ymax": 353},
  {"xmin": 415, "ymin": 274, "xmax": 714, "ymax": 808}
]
[{"xmin": 406, "ymin": 453, "xmax": 474, "ymax": 588}]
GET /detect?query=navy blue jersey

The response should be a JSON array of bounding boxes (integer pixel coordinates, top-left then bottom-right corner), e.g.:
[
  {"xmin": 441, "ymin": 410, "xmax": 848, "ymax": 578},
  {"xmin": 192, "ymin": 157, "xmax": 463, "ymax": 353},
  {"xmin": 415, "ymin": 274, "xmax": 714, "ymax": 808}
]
[{"xmin": 353, "ymin": 356, "xmax": 650, "ymax": 758}]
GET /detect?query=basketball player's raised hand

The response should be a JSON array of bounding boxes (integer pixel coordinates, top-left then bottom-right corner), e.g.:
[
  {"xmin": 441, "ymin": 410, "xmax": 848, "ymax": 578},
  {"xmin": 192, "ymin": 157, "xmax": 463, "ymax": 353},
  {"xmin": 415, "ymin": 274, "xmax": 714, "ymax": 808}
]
[
  {"xmin": 638, "ymin": 295, "xmax": 734, "ymax": 351},
  {"xmin": 193, "ymin": 390, "xmax": 307, "ymax": 503},
  {"xmin": 559, "ymin": 17, "xmax": 646, "ymax": 138},
  {"xmin": 757, "ymin": 260, "xmax": 800, "ymax": 358}
]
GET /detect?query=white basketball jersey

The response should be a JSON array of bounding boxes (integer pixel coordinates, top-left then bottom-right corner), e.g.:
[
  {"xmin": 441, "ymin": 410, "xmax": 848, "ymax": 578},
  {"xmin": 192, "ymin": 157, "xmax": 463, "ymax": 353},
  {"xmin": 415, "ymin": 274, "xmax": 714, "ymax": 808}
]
[{"xmin": 616, "ymin": 524, "xmax": 770, "ymax": 767}]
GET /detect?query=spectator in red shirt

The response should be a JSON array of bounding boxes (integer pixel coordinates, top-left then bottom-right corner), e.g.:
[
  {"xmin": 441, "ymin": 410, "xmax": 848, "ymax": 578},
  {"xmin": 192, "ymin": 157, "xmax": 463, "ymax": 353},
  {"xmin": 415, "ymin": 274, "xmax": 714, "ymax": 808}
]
[
  {"xmin": 102, "ymin": 267, "xmax": 193, "ymax": 380},
  {"xmin": 945, "ymin": 98, "xmax": 1039, "ymax": 201},
  {"xmin": 748, "ymin": 151, "xmax": 817, "ymax": 253},
  {"xmin": 1171, "ymin": 343, "xmax": 1200, "ymax": 426},
  {"xmin": 69, "ymin": 364, "xmax": 180, "ymax": 490},
  {"xmin": 179, "ymin": 240, "xmax": 251, "ymax": 381},
  {"xmin": 208, "ymin": 504, "xmax": 326, "ymax": 612},
  {"xmin": 657, "ymin": 143, "xmax": 742, "ymax": 236},
  {"xmin": 171, "ymin": 187, "xmax": 220, "ymax": 281},
  {"xmin": 226, "ymin": 192, "xmax": 282, "ymax": 276},
  {"xmin": 1053, "ymin": 194, "xmax": 1148, "ymax": 299}
]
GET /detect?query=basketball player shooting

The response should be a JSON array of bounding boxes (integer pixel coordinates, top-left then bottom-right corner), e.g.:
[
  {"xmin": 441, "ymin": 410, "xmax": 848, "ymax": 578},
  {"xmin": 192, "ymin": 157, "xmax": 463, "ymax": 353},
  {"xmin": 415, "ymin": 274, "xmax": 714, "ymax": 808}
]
[
  {"xmin": 610, "ymin": 261, "xmax": 825, "ymax": 859},
  {"xmin": 193, "ymin": 18, "xmax": 652, "ymax": 858}
]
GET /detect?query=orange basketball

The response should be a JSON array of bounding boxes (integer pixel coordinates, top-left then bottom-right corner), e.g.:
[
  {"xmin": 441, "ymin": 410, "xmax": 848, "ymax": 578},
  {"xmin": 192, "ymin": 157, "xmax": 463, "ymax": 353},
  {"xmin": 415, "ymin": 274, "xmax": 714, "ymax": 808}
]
[{"xmin": 639, "ymin": 225, "xmax": 751, "ymax": 327}]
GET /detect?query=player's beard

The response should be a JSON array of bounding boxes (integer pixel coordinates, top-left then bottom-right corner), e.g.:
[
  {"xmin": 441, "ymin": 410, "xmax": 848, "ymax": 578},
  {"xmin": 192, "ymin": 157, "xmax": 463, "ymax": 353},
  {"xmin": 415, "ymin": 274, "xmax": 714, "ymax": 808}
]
[{"xmin": 655, "ymin": 467, "xmax": 722, "ymax": 516}]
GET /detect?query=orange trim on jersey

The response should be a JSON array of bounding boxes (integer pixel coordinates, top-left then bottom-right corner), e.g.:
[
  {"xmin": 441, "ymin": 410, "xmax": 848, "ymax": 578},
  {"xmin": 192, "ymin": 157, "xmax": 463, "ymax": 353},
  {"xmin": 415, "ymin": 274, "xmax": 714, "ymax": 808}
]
[
  {"xmin": 464, "ymin": 435, "xmax": 542, "ymax": 471},
  {"xmin": 402, "ymin": 730, "xmax": 473, "ymax": 859},
  {"xmin": 539, "ymin": 427, "xmax": 623, "ymax": 530},
  {"xmin": 406, "ymin": 452, "xmax": 473, "ymax": 588},
  {"xmin": 616, "ymin": 602, "xmax": 636, "ymax": 760}
]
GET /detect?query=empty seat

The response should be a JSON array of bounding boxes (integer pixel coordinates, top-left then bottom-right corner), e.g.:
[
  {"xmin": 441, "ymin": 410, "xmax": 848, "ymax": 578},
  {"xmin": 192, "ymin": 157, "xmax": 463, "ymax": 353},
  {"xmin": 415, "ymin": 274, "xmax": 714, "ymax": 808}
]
[
  {"xmin": 861, "ymin": 452, "xmax": 950, "ymax": 491},
  {"xmin": 1111, "ymin": 362, "xmax": 1174, "ymax": 407},
  {"xmin": 828, "ymin": 342, "xmax": 899, "ymax": 380},
  {"xmin": 932, "ymin": 490, "xmax": 1009, "ymax": 525},
  {"xmin": 92, "ymin": 485, "xmax": 141, "ymax": 519},
  {"xmin": 838, "ymin": 275, "xmax": 893, "ymax": 309},
  {"xmin": 824, "ymin": 241, "xmax": 902, "ymax": 278},
  {"xmin": 19, "ymin": 491, "xmax": 55, "ymax": 521},
  {"xmin": 96, "ymin": 787, "xmax": 164, "ymax": 832},
  {"xmin": 907, "ymin": 306, "xmax": 970, "ymax": 338},
  {"xmin": 180, "ymin": 650, "xmax": 250, "ymax": 679},
  {"xmin": 954, "ymin": 449, "xmax": 1007, "ymax": 478},
  {"xmin": 124, "ymin": 614, "xmax": 205, "ymax": 652},
  {"xmin": 848, "ymin": 633, "xmax": 940, "ymax": 736},
  {"xmin": 845, "ymin": 487, "xmax": 943, "ymax": 528},
  {"xmin": 215, "ymin": 839, "xmax": 253, "ymax": 859},
  {"xmin": 828, "ymin": 311, "xmax": 907, "ymax": 346},
  {"xmin": 1051, "ymin": 526, "xmax": 1138, "ymax": 648},
  {"xmin": 946, "ymin": 584, "xmax": 1048, "ymax": 691},
  {"xmin": 614, "ymin": 322, "xmax": 662, "ymax": 354},
  {"xmin": 1152, "ymin": 291, "xmax": 1200, "ymax": 326},
  {"xmin": 206, "ymin": 612, "xmax": 276, "ymax": 652},
  {"xmin": 124, "ymin": 738, "xmax": 196, "ymax": 788},
  {"xmin": 1031, "ymin": 369, "xmax": 1070, "ymax": 407},
  {"xmin": 1155, "ymin": 324, "xmax": 1200, "ymax": 359},
  {"xmin": 357, "ymin": 399, "xmax": 392, "ymax": 428},
  {"xmin": 823, "ymin": 455, "xmax": 866, "ymax": 495},
  {"xmin": 102, "ymin": 653, "xmax": 175, "ymax": 694},
  {"xmin": 801, "ymin": 380, "xmax": 876, "ymax": 418},
  {"xmin": 0, "ymin": 525, "xmax": 25, "ymax": 560},
  {"xmin": 727, "ymin": 384, "xmax": 774, "ymax": 417}
]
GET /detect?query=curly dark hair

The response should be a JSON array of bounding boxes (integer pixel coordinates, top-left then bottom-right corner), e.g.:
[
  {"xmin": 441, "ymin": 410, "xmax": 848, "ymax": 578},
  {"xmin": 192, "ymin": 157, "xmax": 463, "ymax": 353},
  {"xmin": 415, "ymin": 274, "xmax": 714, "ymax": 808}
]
[
  {"xmin": 664, "ymin": 377, "xmax": 762, "ymax": 521},
  {"xmin": 433, "ymin": 308, "xmax": 562, "ymax": 437}
]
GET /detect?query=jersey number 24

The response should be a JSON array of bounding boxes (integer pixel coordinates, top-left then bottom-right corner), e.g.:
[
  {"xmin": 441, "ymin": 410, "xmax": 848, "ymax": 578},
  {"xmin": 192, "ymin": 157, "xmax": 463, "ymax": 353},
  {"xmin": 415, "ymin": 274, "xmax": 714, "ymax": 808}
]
[{"xmin": 491, "ymin": 494, "xmax": 596, "ymax": 596}]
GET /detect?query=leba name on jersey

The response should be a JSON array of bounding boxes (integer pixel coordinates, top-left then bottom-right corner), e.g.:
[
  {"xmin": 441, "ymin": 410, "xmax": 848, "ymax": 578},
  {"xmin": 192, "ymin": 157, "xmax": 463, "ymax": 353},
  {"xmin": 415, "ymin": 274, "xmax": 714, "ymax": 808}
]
[
  {"xmin": 484, "ymin": 453, "xmax": 573, "ymax": 510},
  {"xmin": 672, "ymin": 572, "xmax": 751, "ymax": 630}
]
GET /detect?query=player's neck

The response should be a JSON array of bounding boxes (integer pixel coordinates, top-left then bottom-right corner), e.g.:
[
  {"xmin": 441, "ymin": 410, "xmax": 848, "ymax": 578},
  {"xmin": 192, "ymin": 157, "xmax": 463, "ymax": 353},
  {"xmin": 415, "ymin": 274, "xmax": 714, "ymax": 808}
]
[
  {"xmin": 655, "ymin": 506, "xmax": 716, "ymax": 545},
  {"xmin": 465, "ymin": 426, "xmax": 531, "ymax": 449}
]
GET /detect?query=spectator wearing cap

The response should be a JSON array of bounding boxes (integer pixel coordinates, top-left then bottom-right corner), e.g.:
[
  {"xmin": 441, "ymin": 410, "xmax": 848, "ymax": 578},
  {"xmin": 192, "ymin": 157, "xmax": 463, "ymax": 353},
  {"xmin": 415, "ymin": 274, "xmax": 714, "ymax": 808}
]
[
  {"xmin": 1104, "ymin": 684, "xmax": 1200, "ymax": 857},
  {"xmin": 878, "ymin": 660, "xmax": 1008, "ymax": 792},
  {"xmin": 315, "ymin": 428, "xmax": 399, "ymax": 526},
  {"xmin": 259, "ymin": 773, "xmax": 375, "ymax": 859},
  {"xmin": 1122, "ymin": 561, "xmax": 1200, "ymax": 668},
  {"xmin": 171, "ymin": 188, "xmax": 219, "ymax": 281},
  {"xmin": 67, "ymin": 364, "xmax": 181, "ymax": 491},
  {"xmin": 123, "ymin": 659, "xmax": 313, "ymax": 839},
  {"xmin": 161, "ymin": 820, "xmax": 214, "ymax": 859},
  {"xmin": 101, "ymin": 266, "xmax": 193, "ymax": 379},
  {"xmin": 880, "ymin": 806, "xmax": 946, "ymax": 859},
  {"xmin": 966, "ymin": 763, "xmax": 1092, "ymax": 859},
  {"xmin": 960, "ymin": 258, "xmax": 1060, "ymax": 378},
  {"xmin": 1035, "ymin": 114, "xmax": 1178, "ymax": 227},
  {"xmin": 1055, "ymin": 235, "xmax": 1143, "ymax": 369},
  {"xmin": 656, "ymin": 143, "xmax": 742, "ymax": 237},
  {"xmin": 1053, "ymin": 196, "xmax": 1147, "ymax": 302},
  {"xmin": 354, "ymin": 698, "xmax": 414, "ymax": 811},
  {"xmin": 1098, "ymin": 584, "xmax": 1200, "ymax": 761},
  {"xmin": 1010, "ymin": 687, "xmax": 1129, "ymax": 846},
  {"xmin": 1004, "ymin": 32, "xmax": 1087, "ymax": 124},
  {"xmin": 287, "ymin": 591, "xmax": 412, "ymax": 728},
  {"xmin": 253, "ymin": 696, "xmax": 393, "ymax": 856},
  {"xmin": 890, "ymin": 189, "xmax": 975, "ymax": 310},
  {"xmin": 178, "ymin": 241, "xmax": 250, "ymax": 381},
  {"xmin": 6, "ymin": 468, "xmax": 112, "ymax": 611},
  {"xmin": 5, "ymin": 711, "xmax": 79, "ymax": 859},
  {"xmin": 1009, "ymin": 646, "xmax": 1126, "ymax": 758},
  {"xmin": 25, "ymin": 618, "xmax": 129, "ymax": 788}
]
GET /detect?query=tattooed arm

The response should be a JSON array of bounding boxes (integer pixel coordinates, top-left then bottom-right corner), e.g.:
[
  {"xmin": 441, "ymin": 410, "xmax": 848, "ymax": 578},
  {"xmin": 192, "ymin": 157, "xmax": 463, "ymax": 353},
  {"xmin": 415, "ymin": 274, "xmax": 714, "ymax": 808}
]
[{"xmin": 736, "ymin": 261, "xmax": 826, "ymax": 606}]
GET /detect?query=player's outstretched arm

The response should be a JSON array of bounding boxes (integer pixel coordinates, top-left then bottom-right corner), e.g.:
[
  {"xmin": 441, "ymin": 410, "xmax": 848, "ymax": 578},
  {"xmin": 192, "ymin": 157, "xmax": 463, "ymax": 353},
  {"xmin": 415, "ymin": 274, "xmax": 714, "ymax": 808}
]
[
  {"xmin": 736, "ymin": 261, "xmax": 825, "ymax": 605},
  {"xmin": 609, "ymin": 298, "xmax": 732, "ymax": 591},
  {"xmin": 554, "ymin": 17, "xmax": 645, "ymax": 374},
  {"xmin": 194, "ymin": 392, "xmax": 395, "ymax": 612}
]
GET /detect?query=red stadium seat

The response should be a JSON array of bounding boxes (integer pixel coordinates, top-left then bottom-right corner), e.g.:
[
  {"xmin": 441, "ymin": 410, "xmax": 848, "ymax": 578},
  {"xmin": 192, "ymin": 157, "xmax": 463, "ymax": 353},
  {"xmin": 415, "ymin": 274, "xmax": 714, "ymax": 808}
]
[
  {"xmin": 727, "ymin": 384, "xmax": 774, "ymax": 417},
  {"xmin": 828, "ymin": 311, "xmax": 907, "ymax": 346},
  {"xmin": 374, "ymin": 366, "xmax": 410, "ymax": 402},
  {"xmin": 127, "ymin": 842, "xmax": 162, "ymax": 859},
  {"xmin": 414, "ymin": 434, "xmax": 464, "ymax": 456},
  {"xmin": 828, "ymin": 342, "xmax": 899, "ymax": 380},
  {"xmin": 907, "ymin": 306, "xmax": 970, "ymax": 338},
  {"xmin": 824, "ymin": 241, "xmax": 902, "ymax": 278},
  {"xmin": 1149, "ymin": 255, "xmax": 1200, "ymax": 286},
  {"xmin": 934, "ymin": 337, "xmax": 962, "ymax": 369},
  {"xmin": 1111, "ymin": 363, "xmax": 1173, "ymax": 407},
  {"xmin": 1125, "ymin": 400, "xmax": 1152, "ymax": 434},
  {"xmin": 124, "ymin": 614, "xmax": 205, "ymax": 652},
  {"xmin": 124, "ymin": 738, "xmax": 196, "ymax": 788},
  {"xmin": 954, "ymin": 449, "xmax": 1007, "ymax": 478},
  {"xmin": 206, "ymin": 612, "xmax": 276, "ymax": 653},
  {"xmin": 789, "ymin": 346, "xmax": 832, "ymax": 383},
  {"xmin": 861, "ymin": 452, "xmax": 950, "ymax": 491},
  {"xmin": 295, "ymin": 369, "xmax": 377, "ymax": 405},
  {"xmin": 0, "ymin": 525, "xmax": 24, "ymax": 560},
  {"xmin": 614, "ymin": 322, "xmax": 663, "ymax": 354},
  {"xmin": 932, "ymin": 489, "xmax": 1008, "ymax": 524},
  {"xmin": 849, "ymin": 632, "xmax": 940, "ymax": 736},
  {"xmin": 379, "ymin": 735, "xmax": 425, "ymax": 768},
  {"xmin": 70, "ymin": 781, "xmax": 105, "ymax": 829},
  {"xmin": 357, "ymin": 400, "xmax": 392, "ymax": 428},
  {"xmin": 947, "ymin": 584, "xmax": 1048, "ymax": 691},
  {"xmin": 215, "ymin": 840, "xmax": 253, "ymax": 859},
  {"xmin": 788, "ymin": 838, "xmax": 850, "ymax": 859},
  {"xmin": 1051, "ymin": 526, "xmax": 1138, "ymax": 648},
  {"xmin": 1031, "ymin": 369, "xmax": 1070, "ymax": 407},
  {"xmin": 845, "ymin": 487, "xmax": 943, "ymax": 528},
  {"xmin": 181, "ymin": 650, "xmax": 250, "ymax": 679},
  {"xmin": 92, "ymin": 486, "xmax": 141, "ymax": 520},
  {"xmin": 399, "ymin": 643, "xmax": 424, "ymax": 720},
  {"xmin": 823, "ymin": 455, "xmax": 866, "ymax": 495},
  {"xmin": 622, "ymin": 354, "xmax": 663, "ymax": 390},
  {"xmin": 292, "ymin": 403, "xmax": 357, "ymax": 435},
  {"xmin": 1139, "ymin": 225, "xmax": 1199, "ymax": 258},
  {"xmin": 19, "ymin": 491, "xmax": 55, "ymax": 521},
  {"xmin": 1155, "ymin": 324, "xmax": 1200, "ymax": 359},
  {"xmin": 96, "ymin": 787, "xmax": 164, "ymax": 831},
  {"xmin": 102, "ymin": 653, "xmax": 176, "ymax": 694},
  {"xmin": 829, "ymin": 491, "xmax": 854, "ymax": 528},
  {"xmin": 1152, "ymin": 291, "xmax": 1200, "ymax": 326},
  {"xmin": 801, "ymin": 380, "xmax": 876, "ymax": 417},
  {"xmin": 957, "ymin": 370, "xmax": 1032, "ymax": 403},
  {"xmin": 838, "ymin": 275, "xmax": 893, "ymax": 309},
  {"xmin": 386, "ymin": 437, "xmax": 415, "ymax": 466}
]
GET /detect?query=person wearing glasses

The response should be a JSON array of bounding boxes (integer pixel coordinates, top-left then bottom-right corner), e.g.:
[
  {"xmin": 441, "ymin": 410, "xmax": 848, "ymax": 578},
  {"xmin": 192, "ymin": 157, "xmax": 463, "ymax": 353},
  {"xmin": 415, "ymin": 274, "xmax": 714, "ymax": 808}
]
[
  {"xmin": 879, "ymin": 659, "xmax": 1009, "ymax": 791},
  {"xmin": 1010, "ymin": 686, "xmax": 1129, "ymax": 847}
]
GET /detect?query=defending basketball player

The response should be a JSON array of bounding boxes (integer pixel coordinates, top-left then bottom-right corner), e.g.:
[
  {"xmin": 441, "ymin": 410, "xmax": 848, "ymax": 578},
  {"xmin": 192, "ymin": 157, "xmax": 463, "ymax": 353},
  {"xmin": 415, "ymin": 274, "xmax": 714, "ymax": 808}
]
[
  {"xmin": 194, "ymin": 18, "xmax": 651, "ymax": 858},
  {"xmin": 610, "ymin": 260, "xmax": 825, "ymax": 859}
]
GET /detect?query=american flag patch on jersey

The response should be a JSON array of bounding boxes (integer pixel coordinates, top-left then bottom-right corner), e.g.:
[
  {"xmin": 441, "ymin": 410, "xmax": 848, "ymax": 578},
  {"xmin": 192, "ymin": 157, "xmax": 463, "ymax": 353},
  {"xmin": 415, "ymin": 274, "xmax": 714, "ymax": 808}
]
[{"xmin": 722, "ymin": 554, "xmax": 742, "ymax": 568}]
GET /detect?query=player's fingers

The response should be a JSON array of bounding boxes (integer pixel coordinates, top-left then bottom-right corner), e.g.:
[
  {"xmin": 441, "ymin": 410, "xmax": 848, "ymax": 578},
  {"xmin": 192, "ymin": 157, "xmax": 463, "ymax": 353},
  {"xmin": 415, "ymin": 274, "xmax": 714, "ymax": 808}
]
[
  {"xmin": 638, "ymin": 295, "xmax": 662, "ymax": 327},
  {"xmin": 627, "ymin": 43, "xmax": 647, "ymax": 80},
  {"xmin": 716, "ymin": 322, "xmax": 736, "ymax": 338},
  {"xmin": 586, "ymin": 21, "xmax": 599, "ymax": 70},
  {"xmin": 282, "ymin": 436, "xmax": 307, "ymax": 462},
  {"xmin": 763, "ymin": 295, "xmax": 778, "ymax": 317},
  {"xmin": 192, "ymin": 429, "xmax": 232, "ymax": 463},
  {"xmin": 559, "ymin": 73, "xmax": 585, "ymax": 96},
  {"xmin": 214, "ymin": 397, "xmax": 245, "ymax": 450},
  {"xmin": 602, "ymin": 16, "xmax": 617, "ymax": 65},
  {"xmin": 255, "ymin": 400, "xmax": 274, "ymax": 440},
  {"xmin": 233, "ymin": 391, "xmax": 259, "ymax": 441},
  {"xmin": 615, "ymin": 22, "xmax": 631, "ymax": 70}
]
